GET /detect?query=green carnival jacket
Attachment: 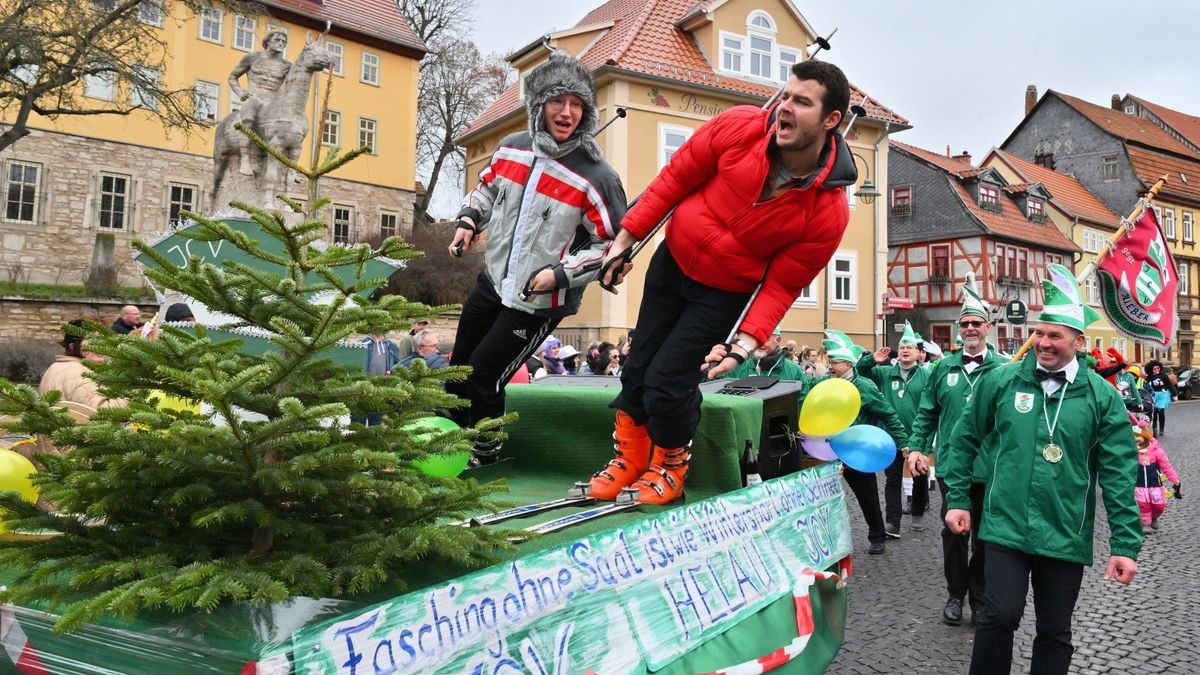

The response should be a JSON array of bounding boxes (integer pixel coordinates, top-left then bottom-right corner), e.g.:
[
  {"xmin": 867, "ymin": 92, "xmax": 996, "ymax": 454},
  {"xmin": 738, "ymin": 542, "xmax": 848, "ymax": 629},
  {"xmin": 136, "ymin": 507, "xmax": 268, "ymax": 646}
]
[
  {"xmin": 718, "ymin": 352, "xmax": 809, "ymax": 381},
  {"xmin": 941, "ymin": 354, "xmax": 1142, "ymax": 565},
  {"xmin": 855, "ymin": 355, "xmax": 931, "ymax": 434},
  {"xmin": 907, "ymin": 349, "xmax": 1003, "ymax": 481}
]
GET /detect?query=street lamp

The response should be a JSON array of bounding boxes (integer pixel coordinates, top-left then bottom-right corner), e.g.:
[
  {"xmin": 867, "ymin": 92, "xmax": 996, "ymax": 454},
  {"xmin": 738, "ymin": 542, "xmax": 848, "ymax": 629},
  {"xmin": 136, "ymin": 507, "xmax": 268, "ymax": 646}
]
[{"xmin": 852, "ymin": 152, "xmax": 881, "ymax": 204}]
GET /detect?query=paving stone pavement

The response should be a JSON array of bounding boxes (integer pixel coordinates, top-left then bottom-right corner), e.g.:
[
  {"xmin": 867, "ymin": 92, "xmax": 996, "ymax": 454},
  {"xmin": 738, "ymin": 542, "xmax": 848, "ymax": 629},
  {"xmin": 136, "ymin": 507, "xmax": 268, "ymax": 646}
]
[{"xmin": 826, "ymin": 399, "xmax": 1199, "ymax": 674}]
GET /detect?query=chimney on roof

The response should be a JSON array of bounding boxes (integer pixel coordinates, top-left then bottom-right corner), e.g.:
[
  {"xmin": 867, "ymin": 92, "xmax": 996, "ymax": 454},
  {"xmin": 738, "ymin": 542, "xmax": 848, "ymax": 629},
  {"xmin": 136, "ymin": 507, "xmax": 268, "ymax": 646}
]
[
  {"xmin": 946, "ymin": 145, "xmax": 951, "ymax": 157},
  {"xmin": 952, "ymin": 150, "xmax": 972, "ymax": 165},
  {"xmin": 1112, "ymin": 94, "xmax": 1122, "ymax": 111},
  {"xmin": 1025, "ymin": 85, "xmax": 1037, "ymax": 116}
]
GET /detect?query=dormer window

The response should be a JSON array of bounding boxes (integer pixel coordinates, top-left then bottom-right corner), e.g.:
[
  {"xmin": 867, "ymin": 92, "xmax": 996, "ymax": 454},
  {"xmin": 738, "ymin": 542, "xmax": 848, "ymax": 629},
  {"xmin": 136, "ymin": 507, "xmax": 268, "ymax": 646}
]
[
  {"xmin": 980, "ymin": 184, "xmax": 1001, "ymax": 211},
  {"xmin": 718, "ymin": 11, "xmax": 801, "ymax": 84},
  {"xmin": 746, "ymin": 12, "xmax": 775, "ymax": 80},
  {"xmin": 891, "ymin": 186, "xmax": 912, "ymax": 217},
  {"xmin": 1027, "ymin": 197, "xmax": 1045, "ymax": 221}
]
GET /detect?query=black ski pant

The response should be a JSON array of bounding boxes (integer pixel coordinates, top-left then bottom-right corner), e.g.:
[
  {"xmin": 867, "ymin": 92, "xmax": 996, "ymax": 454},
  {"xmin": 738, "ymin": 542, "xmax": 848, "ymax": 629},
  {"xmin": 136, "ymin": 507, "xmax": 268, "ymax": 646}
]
[
  {"xmin": 610, "ymin": 245, "xmax": 752, "ymax": 449},
  {"xmin": 843, "ymin": 467, "xmax": 886, "ymax": 545},
  {"xmin": 940, "ymin": 480, "xmax": 986, "ymax": 611},
  {"xmin": 1152, "ymin": 406, "xmax": 1167, "ymax": 435},
  {"xmin": 446, "ymin": 273, "xmax": 560, "ymax": 429},
  {"xmin": 885, "ymin": 450, "xmax": 928, "ymax": 525}
]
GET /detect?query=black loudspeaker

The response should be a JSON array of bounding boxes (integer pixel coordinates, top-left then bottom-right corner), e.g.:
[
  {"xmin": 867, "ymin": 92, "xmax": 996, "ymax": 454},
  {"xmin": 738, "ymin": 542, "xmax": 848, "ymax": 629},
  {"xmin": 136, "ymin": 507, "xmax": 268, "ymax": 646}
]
[
  {"xmin": 699, "ymin": 376, "xmax": 804, "ymax": 481},
  {"xmin": 531, "ymin": 374, "xmax": 622, "ymax": 388}
]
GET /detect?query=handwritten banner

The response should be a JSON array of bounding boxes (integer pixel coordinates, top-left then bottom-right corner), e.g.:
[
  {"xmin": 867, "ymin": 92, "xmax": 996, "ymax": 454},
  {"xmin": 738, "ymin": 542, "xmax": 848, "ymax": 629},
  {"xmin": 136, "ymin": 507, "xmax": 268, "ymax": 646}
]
[{"xmin": 292, "ymin": 462, "xmax": 851, "ymax": 674}]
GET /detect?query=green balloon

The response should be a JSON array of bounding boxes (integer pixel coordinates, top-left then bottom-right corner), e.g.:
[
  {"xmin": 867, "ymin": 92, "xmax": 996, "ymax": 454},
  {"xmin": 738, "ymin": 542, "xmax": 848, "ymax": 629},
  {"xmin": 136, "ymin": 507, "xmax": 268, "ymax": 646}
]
[{"xmin": 400, "ymin": 417, "xmax": 471, "ymax": 478}]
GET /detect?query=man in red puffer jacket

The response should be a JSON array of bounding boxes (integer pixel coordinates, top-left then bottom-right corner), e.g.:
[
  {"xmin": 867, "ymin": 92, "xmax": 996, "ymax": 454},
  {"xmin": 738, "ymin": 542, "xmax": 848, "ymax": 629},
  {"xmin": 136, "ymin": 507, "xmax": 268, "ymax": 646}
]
[{"xmin": 584, "ymin": 59, "xmax": 857, "ymax": 505}]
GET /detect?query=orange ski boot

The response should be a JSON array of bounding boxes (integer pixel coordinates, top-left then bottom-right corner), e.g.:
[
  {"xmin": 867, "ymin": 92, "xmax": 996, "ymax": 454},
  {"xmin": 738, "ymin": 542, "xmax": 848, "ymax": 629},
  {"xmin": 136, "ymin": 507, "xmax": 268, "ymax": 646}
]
[
  {"xmin": 617, "ymin": 442, "xmax": 691, "ymax": 505},
  {"xmin": 573, "ymin": 410, "xmax": 652, "ymax": 500}
]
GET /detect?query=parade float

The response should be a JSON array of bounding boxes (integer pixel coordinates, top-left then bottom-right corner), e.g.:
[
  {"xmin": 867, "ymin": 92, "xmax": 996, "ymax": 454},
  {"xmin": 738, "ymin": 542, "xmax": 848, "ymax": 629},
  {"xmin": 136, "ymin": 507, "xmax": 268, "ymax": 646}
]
[{"xmin": 0, "ymin": 41, "xmax": 889, "ymax": 673}]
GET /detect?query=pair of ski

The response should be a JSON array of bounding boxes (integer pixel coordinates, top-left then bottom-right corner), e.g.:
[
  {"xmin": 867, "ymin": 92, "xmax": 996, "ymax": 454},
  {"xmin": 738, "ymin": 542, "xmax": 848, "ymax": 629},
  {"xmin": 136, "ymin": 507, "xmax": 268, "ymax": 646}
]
[{"xmin": 459, "ymin": 486, "xmax": 637, "ymax": 537}]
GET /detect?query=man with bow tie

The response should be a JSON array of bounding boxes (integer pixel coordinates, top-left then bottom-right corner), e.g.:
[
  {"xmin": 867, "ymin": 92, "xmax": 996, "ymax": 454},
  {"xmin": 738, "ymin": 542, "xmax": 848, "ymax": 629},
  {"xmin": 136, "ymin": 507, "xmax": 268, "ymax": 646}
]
[
  {"xmin": 940, "ymin": 264, "xmax": 1140, "ymax": 675},
  {"xmin": 905, "ymin": 273, "xmax": 999, "ymax": 627}
]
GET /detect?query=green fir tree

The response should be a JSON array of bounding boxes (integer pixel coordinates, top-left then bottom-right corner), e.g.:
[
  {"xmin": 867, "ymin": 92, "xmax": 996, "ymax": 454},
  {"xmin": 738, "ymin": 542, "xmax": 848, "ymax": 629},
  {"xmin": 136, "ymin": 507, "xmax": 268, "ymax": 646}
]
[{"xmin": 0, "ymin": 125, "xmax": 512, "ymax": 632}]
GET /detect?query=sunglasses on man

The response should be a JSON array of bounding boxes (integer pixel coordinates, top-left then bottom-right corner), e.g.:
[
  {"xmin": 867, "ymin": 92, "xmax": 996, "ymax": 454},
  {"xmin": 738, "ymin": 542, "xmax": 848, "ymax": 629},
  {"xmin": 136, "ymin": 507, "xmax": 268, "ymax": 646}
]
[{"xmin": 958, "ymin": 320, "xmax": 986, "ymax": 328}]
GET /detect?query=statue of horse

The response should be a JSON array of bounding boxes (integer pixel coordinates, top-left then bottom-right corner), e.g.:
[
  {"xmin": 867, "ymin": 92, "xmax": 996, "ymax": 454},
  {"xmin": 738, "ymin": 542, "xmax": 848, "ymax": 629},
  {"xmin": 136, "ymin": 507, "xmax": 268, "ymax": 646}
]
[{"xmin": 211, "ymin": 36, "xmax": 332, "ymax": 206}]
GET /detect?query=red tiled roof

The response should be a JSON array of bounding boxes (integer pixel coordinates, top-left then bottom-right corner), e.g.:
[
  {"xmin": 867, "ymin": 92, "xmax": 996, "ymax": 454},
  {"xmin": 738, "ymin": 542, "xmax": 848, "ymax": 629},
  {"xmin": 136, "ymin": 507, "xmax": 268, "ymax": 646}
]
[
  {"xmin": 1126, "ymin": 146, "xmax": 1200, "ymax": 204},
  {"xmin": 1002, "ymin": 182, "xmax": 1036, "ymax": 193},
  {"xmin": 891, "ymin": 141, "xmax": 981, "ymax": 178},
  {"xmin": 948, "ymin": 182, "xmax": 1079, "ymax": 253},
  {"xmin": 260, "ymin": 0, "xmax": 427, "ymax": 54},
  {"xmin": 1051, "ymin": 91, "xmax": 1200, "ymax": 159},
  {"xmin": 989, "ymin": 149, "xmax": 1120, "ymax": 228},
  {"xmin": 1130, "ymin": 95, "xmax": 1200, "ymax": 151},
  {"xmin": 461, "ymin": 0, "xmax": 905, "ymax": 140}
]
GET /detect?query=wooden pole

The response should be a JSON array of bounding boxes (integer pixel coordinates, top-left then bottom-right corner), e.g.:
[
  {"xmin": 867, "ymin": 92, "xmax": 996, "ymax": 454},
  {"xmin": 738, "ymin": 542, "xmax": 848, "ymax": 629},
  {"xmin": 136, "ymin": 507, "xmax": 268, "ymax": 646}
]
[{"xmin": 1009, "ymin": 174, "xmax": 1169, "ymax": 362}]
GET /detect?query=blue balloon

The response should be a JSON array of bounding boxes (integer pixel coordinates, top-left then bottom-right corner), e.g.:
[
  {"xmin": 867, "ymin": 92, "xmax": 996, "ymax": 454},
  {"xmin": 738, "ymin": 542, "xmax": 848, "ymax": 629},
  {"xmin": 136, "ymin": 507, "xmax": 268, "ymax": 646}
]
[{"xmin": 829, "ymin": 425, "xmax": 897, "ymax": 473}]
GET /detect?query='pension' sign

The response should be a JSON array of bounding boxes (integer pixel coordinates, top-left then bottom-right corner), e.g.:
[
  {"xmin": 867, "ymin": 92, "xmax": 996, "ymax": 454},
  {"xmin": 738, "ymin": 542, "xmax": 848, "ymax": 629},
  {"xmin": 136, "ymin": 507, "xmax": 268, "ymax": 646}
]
[{"xmin": 292, "ymin": 463, "xmax": 852, "ymax": 674}]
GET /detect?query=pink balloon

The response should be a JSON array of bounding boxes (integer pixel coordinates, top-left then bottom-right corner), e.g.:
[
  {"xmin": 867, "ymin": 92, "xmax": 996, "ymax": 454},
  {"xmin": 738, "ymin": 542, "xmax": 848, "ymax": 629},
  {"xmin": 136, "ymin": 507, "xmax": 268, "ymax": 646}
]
[{"xmin": 801, "ymin": 435, "xmax": 838, "ymax": 461}]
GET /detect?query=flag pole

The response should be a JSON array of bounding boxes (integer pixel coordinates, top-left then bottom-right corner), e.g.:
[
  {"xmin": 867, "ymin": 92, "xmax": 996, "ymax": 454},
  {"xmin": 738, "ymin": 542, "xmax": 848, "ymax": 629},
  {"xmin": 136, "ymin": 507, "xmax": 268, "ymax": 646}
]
[{"xmin": 1009, "ymin": 174, "xmax": 1169, "ymax": 362}]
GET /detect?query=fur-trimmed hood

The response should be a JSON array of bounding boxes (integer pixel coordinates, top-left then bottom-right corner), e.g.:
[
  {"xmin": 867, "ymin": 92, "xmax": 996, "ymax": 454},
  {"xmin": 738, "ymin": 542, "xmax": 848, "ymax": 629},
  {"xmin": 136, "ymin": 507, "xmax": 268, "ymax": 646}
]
[{"xmin": 524, "ymin": 50, "xmax": 602, "ymax": 161}]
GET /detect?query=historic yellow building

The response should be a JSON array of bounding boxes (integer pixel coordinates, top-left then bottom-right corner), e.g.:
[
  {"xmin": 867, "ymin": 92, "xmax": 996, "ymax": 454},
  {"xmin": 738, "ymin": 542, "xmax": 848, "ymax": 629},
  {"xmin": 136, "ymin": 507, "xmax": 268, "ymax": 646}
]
[
  {"xmin": 0, "ymin": 0, "xmax": 425, "ymax": 287},
  {"xmin": 457, "ymin": 0, "xmax": 906, "ymax": 350}
]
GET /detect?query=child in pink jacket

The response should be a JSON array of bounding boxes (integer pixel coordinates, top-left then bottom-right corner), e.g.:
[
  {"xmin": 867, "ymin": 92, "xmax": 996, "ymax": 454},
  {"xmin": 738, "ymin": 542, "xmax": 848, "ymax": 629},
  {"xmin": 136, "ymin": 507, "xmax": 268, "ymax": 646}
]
[{"xmin": 1134, "ymin": 423, "xmax": 1181, "ymax": 533}]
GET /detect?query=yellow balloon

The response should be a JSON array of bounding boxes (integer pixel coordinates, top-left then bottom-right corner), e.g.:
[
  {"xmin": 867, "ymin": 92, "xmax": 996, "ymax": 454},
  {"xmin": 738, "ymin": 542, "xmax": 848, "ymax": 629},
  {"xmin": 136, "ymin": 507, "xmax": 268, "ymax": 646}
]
[
  {"xmin": 799, "ymin": 378, "xmax": 861, "ymax": 437},
  {"xmin": 150, "ymin": 390, "xmax": 201, "ymax": 414},
  {"xmin": 0, "ymin": 449, "xmax": 39, "ymax": 533}
]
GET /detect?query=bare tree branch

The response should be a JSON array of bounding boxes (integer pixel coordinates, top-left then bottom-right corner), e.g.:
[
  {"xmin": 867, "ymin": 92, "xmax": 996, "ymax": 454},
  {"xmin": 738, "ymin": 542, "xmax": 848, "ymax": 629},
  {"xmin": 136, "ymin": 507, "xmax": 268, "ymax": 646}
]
[{"xmin": 0, "ymin": 0, "xmax": 253, "ymax": 154}]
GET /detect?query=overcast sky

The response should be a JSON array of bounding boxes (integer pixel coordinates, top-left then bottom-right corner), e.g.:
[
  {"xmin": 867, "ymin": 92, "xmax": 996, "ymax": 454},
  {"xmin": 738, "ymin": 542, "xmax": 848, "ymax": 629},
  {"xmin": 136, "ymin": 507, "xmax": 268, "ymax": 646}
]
[{"xmin": 437, "ymin": 1, "xmax": 1200, "ymax": 213}]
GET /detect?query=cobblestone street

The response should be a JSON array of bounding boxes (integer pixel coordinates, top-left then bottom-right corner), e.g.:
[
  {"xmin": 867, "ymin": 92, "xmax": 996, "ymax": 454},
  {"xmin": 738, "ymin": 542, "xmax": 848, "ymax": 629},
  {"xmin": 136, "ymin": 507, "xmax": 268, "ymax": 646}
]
[{"xmin": 828, "ymin": 400, "xmax": 1199, "ymax": 674}]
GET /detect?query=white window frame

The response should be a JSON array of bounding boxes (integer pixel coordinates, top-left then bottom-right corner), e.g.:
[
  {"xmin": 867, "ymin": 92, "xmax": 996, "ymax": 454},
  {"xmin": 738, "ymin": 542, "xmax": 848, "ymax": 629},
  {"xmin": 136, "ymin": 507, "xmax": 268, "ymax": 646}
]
[
  {"xmin": 129, "ymin": 65, "xmax": 159, "ymax": 110},
  {"xmin": 198, "ymin": 8, "xmax": 224, "ymax": 44},
  {"xmin": 1184, "ymin": 211, "xmax": 1194, "ymax": 242},
  {"xmin": 325, "ymin": 41, "xmax": 344, "ymax": 76},
  {"xmin": 83, "ymin": 64, "xmax": 116, "ymax": 101},
  {"xmin": 745, "ymin": 11, "xmax": 776, "ymax": 82},
  {"xmin": 321, "ymin": 109, "xmax": 341, "ymax": 146},
  {"xmin": 1179, "ymin": 262, "xmax": 1190, "ymax": 296},
  {"xmin": 1082, "ymin": 226, "xmax": 1103, "ymax": 253},
  {"xmin": 358, "ymin": 116, "xmax": 378, "ymax": 154},
  {"xmin": 233, "ymin": 15, "xmax": 257, "ymax": 52},
  {"xmin": 791, "ymin": 279, "xmax": 818, "ymax": 308},
  {"xmin": 193, "ymin": 79, "xmax": 219, "ymax": 122},
  {"xmin": 379, "ymin": 210, "xmax": 398, "ymax": 238},
  {"xmin": 5, "ymin": 160, "xmax": 42, "ymax": 223},
  {"xmin": 1084, "ymin": 274, "xmax": 1101, "ymax": 306},
  {"xmin": 659, "ymin": 123, "xmax": 692, "ymax": 170},
  {"xmin": 830, "ymin": 251, "xmax": 857, "ymax": 307},
  {"xmin": 748, "ymin": 33, "xmax": 774, "ymax": 81},
  {"xmin": 167, "ymin": 182, "xmax": 197, "ymax": 229},
  {"xmin": 1027, "ymin": 198, "xmax": 1044, "ymax": 218},
  {"xmin": 719, "ymin": 32, "xmax": 743, "ymax": 73},
  {"xmin": 360, "ymin": 52, "xmax": 380, "ymax": 85},
  {"xmin": 138, "ymin": 0, "xmax": 164, "ymax": 27},
  {"xmin": 777, "ymin": 49, "xmax": 799, "ymax": 83},
  {"xmin": 1163, "ymin": 207, "xmax": 1176, "ymax": 239},
  {"xmin": 332, "ymin": 205, "xmax": 355, "ymax": 244},
  {"xmin": 98, "ymin": 172, "xmax": 131, "ymax": 230}
]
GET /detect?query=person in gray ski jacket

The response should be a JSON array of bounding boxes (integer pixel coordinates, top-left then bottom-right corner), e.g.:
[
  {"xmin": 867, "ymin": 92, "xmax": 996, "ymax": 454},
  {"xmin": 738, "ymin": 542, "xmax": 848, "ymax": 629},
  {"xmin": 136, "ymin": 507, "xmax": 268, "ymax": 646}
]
[{"xmin": 446, "ymin": 50, "xmax": 627, "ymax": 464}]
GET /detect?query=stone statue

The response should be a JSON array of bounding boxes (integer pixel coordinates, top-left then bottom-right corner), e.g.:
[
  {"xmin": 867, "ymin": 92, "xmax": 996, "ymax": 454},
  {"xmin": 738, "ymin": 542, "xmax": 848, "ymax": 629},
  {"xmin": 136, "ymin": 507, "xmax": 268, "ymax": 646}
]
[
  {"xmin": 212, "ymin": 33, "xmax": 332, "ymax": 209},
  {"xmin": 228, "ymin": 30, "xmax": 291, "ymax": 177}
]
